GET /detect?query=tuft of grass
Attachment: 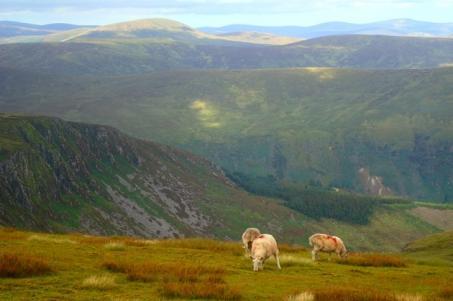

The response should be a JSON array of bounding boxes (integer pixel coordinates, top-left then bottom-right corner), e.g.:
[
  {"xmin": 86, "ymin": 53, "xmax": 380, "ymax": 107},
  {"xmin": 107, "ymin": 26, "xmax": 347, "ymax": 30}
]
[
  {"xmin": 103, "ymin": 260, "xmax": 225, "ymax": 283},
  {"xmin": 279, "ymin": 254, "xmax": 314, "ymax": 267},
  {"xmin": 287, "ymin": 291, "xmax": 427, "ymax": 301},
  {"xmin": 104, "ymin": 242, "xmax": 126, "ymax": 251},
  {"xmin": 122, "ymin": 239, "xmax": 155, "ymax": 247},
  {"xmin": 76, "ymin": 235, "xmax": 111, "ymax": 245},
  {"xmin": 28, "ymin": 234, "xmax": 77, "ymax": 244},
  {"xmin": 160, "ymin": 281, "xmax": 241, "ymax": 300},
  {"xmin": 80, "ymin": 275, "xmax": 118, "ymax": 290},
  {"xmin": 438, "ymin": 287, "xmax": 453, "ymax": 299},
  {"xmin": 287, "ymin": 292, "xmax": 315, "ymax": 301},
  {"xmin": 395, "ymin": 294, "xmax": 424, "ymax": 301},
  {"xmin": 312, "ymin": 288, "xmax": 420, "ymax": 301},
  {"xmin": 0, "ymin": 253, "xmax": 53, "ymax": 278},
  {"xmin": 337, "ymin": 253, "xmax": 407, "ymax": 267}
]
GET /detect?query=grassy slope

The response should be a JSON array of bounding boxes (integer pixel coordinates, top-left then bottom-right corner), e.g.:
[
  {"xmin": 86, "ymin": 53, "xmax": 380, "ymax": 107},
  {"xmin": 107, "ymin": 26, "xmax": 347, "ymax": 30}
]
[
  {"xmin": 403, "ymin": 231, "xmax": 453, "ymax": 266},
  {"xmin": 0, "ymin": 228, "xmax": 452, "ymax": 300},
  {"xmin": 2, "ymin": 68, "xmax": 452, "ymax": 201}
]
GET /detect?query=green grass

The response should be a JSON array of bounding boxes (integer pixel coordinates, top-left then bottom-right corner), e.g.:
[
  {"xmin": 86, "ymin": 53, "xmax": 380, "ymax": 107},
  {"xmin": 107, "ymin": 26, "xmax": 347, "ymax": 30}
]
[
  {"xmin": 0, "ymin": 228, "xmax": 452, "ymax": 300},
  {"xmin": 403, "ymin": 231, "xmax": 453, "ymax": 266}
]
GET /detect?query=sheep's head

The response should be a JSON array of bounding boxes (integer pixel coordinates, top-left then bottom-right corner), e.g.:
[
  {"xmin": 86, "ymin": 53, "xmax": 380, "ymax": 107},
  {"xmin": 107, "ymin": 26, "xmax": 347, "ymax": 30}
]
[
  {"xmin": 340, "ymin": 248, "xmax": 348, "ymax": 259},
  {"xmin": 252, "ymin": 256, "xmax": 264, "ymax": 271}
]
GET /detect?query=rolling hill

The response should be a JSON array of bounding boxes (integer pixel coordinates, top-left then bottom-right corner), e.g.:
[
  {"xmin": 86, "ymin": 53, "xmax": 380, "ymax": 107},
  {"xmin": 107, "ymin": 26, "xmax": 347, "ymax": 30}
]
[
  {"xmin": 1, "ymin": 21, "xmax": 453, "ymax": 74},
  {"xmin": 1, "ymin": 67, "xmax": 452, "ymax": 202},
  {"xmin": 0, "ymin": 114, "xmax": 450, "ymax": 251},
  {"xmin": 200, "ymin": 19, "xmax": 453, "ymax": 39}
]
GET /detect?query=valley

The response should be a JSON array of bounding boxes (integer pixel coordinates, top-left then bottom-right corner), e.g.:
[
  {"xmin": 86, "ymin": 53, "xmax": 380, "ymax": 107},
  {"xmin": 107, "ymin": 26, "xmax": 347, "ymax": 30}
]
[{"xmin": 1, "ymin": 67, "xmax": 452, "ymax": 201}]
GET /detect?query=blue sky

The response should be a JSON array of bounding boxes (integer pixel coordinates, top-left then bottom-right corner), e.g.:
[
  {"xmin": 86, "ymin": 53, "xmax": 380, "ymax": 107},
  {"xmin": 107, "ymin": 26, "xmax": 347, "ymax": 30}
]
[{"xmin": 1, "ymin": 0, "xmax": 452, "ymax": 26}]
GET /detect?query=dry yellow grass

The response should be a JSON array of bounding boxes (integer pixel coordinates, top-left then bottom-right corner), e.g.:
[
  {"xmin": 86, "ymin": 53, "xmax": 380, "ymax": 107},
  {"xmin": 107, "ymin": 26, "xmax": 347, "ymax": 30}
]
[
  {"xmin": 103, "ymin": 259, "xmax": 240, "ymax": 299},
  {"xmin": 287, "ymin": 291, "xmax": 428, "ymax": 301},
  {"xmin": 104, "ymin": 242, "xmax": 126, "ymax": 251},
  {"xmin": 438, "ymin": 287, "xmax": 453, "ymax": 299},
  {"xmin": 28, "ymin": 234, "xmax": 77, "ymax": 244},
  {"xmin": 395, "ymin": 294, "xmax": 424, "ymax": 301},
  {"xmin": 103, "ymin": 259, "xmax": 225, "ymax": 282},
  {"xmin": 80, "ymin": 275, "xmax": 117, "ymax": 290},
  {"xmin": 0, "ymin": 253, "xmax": 52, "ymax": 278},
  {"xmin": 161, "ymin": 281, "xmax": 241, "ymax": 300},
  {"xmin": 279, "ymin": 254, "xmax": 315, "ymax": 267},
  {"xmin": 287, "ymin": 292, "xmax": 315, "ymax": 301}
]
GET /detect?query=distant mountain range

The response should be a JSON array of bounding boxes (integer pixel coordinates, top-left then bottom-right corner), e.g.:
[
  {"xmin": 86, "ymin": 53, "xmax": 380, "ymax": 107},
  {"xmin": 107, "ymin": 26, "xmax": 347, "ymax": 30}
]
[
  {"xmin": 0, "ymin": 21, "xmax": 93, "ymax": 37},
  {"xmin": 199, "ymin": 19, "xmax": 453, "ymax": 39},
  {"xmin": 0, "ymin": 18, "xmax": 299, "ymax": 45},
  {"xmin": 3, "ymin": 18, "xmax": 453, "ymax": 43}
]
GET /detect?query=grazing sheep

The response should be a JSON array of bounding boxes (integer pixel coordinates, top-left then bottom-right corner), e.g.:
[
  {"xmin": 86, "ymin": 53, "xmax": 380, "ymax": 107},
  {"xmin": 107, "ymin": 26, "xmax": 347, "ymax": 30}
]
[
  {"xmin": 251, "ymin": 234, "xmax": 281, "ymax": 271},
  {"xmin": 241, "ymin": 227, "xmax": 261, "ymax": 255},
  {"xmin": 309, "ymin": 233, "xmax": 348, "ymax": 261}
]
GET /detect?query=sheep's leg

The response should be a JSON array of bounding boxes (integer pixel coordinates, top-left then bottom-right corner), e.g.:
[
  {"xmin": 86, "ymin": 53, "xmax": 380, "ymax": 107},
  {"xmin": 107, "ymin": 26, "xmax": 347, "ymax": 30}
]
[
  {"xmin": 328, "ymin": 253, "xmax": 332, "ymax": 262},
  {"xmin": 312, "ymin": 249, "xmax": 318, "ymax": 261},
  {"xmin": 275, "ymin": 253, "xmax": 281, "ymax": 270}
]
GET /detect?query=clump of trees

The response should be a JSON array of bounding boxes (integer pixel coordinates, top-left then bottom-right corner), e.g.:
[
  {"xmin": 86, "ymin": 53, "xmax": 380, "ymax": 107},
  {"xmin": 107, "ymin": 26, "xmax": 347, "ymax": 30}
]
[{"xmin": 227, "ymin": 171, "xmax": 408, "ymax": 225}]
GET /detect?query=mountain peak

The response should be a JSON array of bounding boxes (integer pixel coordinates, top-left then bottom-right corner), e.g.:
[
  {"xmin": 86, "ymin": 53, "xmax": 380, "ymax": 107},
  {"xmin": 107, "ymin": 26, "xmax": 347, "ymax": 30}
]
[{"xmin": 96, "ymin": 18, "xmax": 194, "ymax": 32}]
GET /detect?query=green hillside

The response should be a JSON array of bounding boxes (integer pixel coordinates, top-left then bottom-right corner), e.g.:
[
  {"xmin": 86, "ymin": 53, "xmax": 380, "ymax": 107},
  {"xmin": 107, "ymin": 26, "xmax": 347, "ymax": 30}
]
[
  {"xmin": 0, "ymin": 228, "xmax": 452, "ymax": 300},
  {"xmin": 2, "ymin": 67, "xmax": 452, "ymax": 201},
  {"xmin": 1, "ymin": 31, "xmax": 453, "ymax": 75},
  {"xmin": 403, "ymin": 230, "xmax": 453, "ymax": 265},
  {"xmin": 0, "ymin": 114, "xmax": 449, "ymax": 251}
]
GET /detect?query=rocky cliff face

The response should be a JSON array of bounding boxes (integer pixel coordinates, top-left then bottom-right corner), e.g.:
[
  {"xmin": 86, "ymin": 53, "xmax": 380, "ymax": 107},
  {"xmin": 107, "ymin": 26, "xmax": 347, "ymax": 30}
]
[
  {"xmin": 0, "ymin": 114, "xmax": 234, "ymax": 237},
  {"xmin": 358, "ymin": 167, "xmax": 393, "ymax": 196}
]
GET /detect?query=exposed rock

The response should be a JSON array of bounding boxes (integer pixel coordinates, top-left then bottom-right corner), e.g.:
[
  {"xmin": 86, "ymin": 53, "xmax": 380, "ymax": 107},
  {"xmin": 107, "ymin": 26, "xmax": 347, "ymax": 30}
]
[{"xmin": 358, "ymin": 167, "xmax": 393, "ymax": 196}]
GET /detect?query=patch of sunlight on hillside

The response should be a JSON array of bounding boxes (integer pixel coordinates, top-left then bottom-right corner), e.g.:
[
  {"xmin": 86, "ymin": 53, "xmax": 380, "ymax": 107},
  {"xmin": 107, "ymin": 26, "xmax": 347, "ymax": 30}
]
[
  {"xmin": 190, "ymin": 99, "xmax": 222, "ymax": 128},
  {"xmin": 304, "ymin": 67, "xmax": 336, "ymax": 80},
  {"xmin": 228, "ymin": 85, "xmax": 265, "ymax": 109}
]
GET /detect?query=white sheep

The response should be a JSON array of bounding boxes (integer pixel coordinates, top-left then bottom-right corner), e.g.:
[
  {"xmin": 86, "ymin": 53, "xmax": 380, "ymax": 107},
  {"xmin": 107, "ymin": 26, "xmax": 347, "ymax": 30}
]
[
  {"xmin": 309, "ymin": 233, "xmax": 348, "ymax": 261},
  {"xmin": 241, "ymin": 227, "xmax": 261, "ymax": 256},
  {"xmin": 251, "ymin": 234, "xmax": 281, "ymax": 271}
]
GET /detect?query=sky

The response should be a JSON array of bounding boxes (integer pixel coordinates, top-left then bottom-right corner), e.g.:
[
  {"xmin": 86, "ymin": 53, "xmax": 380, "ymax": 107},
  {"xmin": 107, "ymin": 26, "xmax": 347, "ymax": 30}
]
[{"xmin": 1, "ymin": 0, "xmax": 453, "ymax": 27}]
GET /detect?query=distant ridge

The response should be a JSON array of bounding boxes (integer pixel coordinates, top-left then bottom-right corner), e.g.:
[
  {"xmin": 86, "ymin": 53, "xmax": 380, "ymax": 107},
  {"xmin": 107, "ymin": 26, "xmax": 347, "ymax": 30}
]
[
  {"xmin": 0, "ymin": 20, "xmax": 93, "ymax": 37},
  {"xmin": 199, "ymin": 19, "xmax": 453, "ymax": 39}
]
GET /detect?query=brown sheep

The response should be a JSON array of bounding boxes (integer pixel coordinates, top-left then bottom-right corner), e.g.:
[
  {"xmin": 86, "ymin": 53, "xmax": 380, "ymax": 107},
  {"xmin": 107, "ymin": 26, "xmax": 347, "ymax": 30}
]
[{"xmin": 309, "ymin": 233, "xmax": 348, "ymax": 261}]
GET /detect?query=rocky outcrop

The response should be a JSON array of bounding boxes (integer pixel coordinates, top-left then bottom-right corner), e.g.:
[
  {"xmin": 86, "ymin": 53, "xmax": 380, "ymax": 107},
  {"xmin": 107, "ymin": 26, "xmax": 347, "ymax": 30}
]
[
  {"xmin": 0, "ymin": 115, "xmax": 229, "ymax": 237},
  {"xmin": 358, "ymin": 167, "xmax": 393, "ymax": 196}
]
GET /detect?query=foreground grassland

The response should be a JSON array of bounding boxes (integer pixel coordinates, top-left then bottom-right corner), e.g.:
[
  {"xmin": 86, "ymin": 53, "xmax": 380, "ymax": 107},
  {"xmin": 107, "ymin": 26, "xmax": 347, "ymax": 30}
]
[{"xmin": 1, "ymin": 228, "xmax": 452, "ymax": 300}]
